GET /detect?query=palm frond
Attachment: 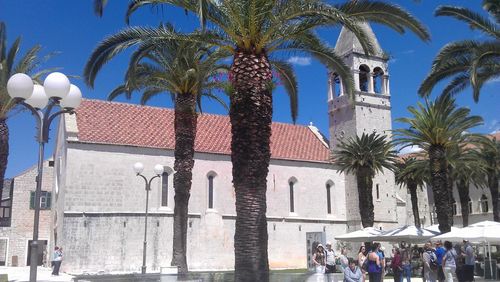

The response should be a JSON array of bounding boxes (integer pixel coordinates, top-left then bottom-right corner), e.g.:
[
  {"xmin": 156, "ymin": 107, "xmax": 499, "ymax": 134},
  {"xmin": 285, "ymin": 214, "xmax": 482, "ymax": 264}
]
[{"xmin": 436, "ymin": 5, "xmax": 499, "ymax": 39}]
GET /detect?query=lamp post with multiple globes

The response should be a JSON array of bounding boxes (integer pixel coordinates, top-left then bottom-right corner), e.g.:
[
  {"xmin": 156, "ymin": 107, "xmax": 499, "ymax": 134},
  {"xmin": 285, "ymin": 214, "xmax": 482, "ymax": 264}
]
[
  {"xmin": 7, "ymin": 72, "xmax": 82, "ymax": 282},
  {"xmin": 133, "ymin": 162, "xmax": 164, "ymax": 274}
]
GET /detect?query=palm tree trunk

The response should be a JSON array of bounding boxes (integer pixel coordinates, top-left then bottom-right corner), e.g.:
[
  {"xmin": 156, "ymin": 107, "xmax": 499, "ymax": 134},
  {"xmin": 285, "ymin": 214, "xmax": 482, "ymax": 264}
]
[
  {"xmin": 171, "ymin": 94, "xmax": 197, "ymax": 274},
  {"xmin": 230, "ymin": 50, "xmax": 272, "ymax": 282},
  {"xmin": 457, "ymin": 179, "xmax": 470, "ymax": 227},
  {"xmin": 357, "ymin": 167, "xmax": 374, "ymax": 228},
  {"xmin": 0, "ymin": 118, "xmax": 9, "ymax": 202},
  {"xmin": 429, "ymin": 145, "xmax": 452, "ymax": 233},
  {"xmin": 408, "ymin": 181, "xmax": 421, "ymax": 228},
  {"xmin": 488, "ymin": 172, "xmax": 499, "ymax": 222}
]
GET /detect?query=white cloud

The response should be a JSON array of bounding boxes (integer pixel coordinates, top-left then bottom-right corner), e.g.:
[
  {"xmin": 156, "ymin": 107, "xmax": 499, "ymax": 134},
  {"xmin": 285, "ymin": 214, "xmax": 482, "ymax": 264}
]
[
  {"xmin": 287, "ymin": 56, "xmax": 312, "ymax": 66},
  {"xmin": 398, "ymin": 145, "xmax": 422, "ymax": 155}
]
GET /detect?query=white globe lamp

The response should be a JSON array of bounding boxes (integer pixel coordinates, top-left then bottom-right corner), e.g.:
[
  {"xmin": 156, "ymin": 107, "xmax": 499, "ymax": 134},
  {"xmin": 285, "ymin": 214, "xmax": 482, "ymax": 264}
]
[
  {"xmin": 25, "ymin": 85, "xmax": 49, "ymax": 109},
  {"xmin": 7, "ymin": 73, "xmax": 34, "ymax": 99},
  {"xmin": 154, "ymin": 164, "xmax": 164, "ymax": 176},
  {"xmin": 133, "ymin": 162, "xmax": 144, "ymax": 174},
  {"xmin": 60, "ymin": 84, "xmax": 82, "ymax": 109},
  {"xmin": 43, "ymin": 72, "xmax": 70, "ymax": 99}
]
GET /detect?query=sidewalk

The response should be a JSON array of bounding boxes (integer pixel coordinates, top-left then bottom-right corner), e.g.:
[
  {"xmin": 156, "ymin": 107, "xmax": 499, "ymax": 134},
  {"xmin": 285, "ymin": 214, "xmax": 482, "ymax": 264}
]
[{"xmin": 0, "ymin": 266, "xmax": 73, "ymax": 282}]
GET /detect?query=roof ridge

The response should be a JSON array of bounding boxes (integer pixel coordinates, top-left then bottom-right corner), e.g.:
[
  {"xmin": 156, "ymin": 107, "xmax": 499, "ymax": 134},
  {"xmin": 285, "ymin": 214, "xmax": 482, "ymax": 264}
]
[{"xmin": 82, "ymin": 98, "xmax": 315, "ymax": 129}]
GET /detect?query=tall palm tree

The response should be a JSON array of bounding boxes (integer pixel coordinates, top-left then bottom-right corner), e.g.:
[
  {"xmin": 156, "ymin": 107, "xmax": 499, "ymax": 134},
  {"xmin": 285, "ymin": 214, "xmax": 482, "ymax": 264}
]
[
  {"xmin": 448, "ymin": 145, "xmax": 487, "ymax": 227},
  {"xmin": 419, "ymin": 3, "xmax": 500, "ymax": 102},
  {"xmin": 395, "ymin": 156, "xmax": 427, "ymax": 228},
  {"xmin": 333, "ymin": 132, "xmax": 397, "ymax": 228},
  {"xmin": 395, "ymin": 94, "xmax": 483, "ymax": 233},
  {"xmin": 85, "ymin": 24, "xmax": 302, "ymax": 273},
  {"xmin": 85, "ymin": 27, "xmax": 231, "ymax": 273},
  {"xmin": 476, "ymin": 136, "xmax": 500, "ymax": 222},
  {"xmin": 118, "ymin": 1, "xmax": 430, "ymax": 280},
  {"xmin": 0, "ymin": 22, "xmax": 55, "ymax": 201}
]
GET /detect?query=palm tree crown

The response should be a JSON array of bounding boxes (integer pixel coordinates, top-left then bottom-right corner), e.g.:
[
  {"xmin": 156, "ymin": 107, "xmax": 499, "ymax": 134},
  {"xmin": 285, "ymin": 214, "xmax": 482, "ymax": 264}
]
[
  {"xmin": 419, "ymin": 4, "xmax": 500, "ymax": 102},
  {"xmin": 334, "ymin": 132, "xmax": 397, "ymax": 177}
]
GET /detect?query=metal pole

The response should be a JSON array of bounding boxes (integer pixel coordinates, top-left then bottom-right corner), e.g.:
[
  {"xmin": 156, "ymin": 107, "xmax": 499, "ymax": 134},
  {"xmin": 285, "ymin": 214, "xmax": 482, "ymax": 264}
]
[
  {"xmin": 141, "ymin": 183, "xmax": 150, "ymax": 274},
  {"xmin": 29, "ymin": 140, "xmax": 45, "ymax": 282},
  {"xmin": 488, "ymin": 242, "xmax": 493, "ymax": 279}
]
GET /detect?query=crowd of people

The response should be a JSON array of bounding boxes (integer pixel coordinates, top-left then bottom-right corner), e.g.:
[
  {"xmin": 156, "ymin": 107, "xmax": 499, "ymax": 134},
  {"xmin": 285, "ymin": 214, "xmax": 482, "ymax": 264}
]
[{"xmin": 311, "ymin": 240, "xmax": 477, "ymax": 282}]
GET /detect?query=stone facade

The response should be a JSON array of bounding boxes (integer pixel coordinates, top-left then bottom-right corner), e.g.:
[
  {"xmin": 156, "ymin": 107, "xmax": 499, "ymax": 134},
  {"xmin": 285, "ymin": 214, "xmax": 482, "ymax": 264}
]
[{"xmin": 0, "ymin": 161, "xmax": 54, "ymax": 267}]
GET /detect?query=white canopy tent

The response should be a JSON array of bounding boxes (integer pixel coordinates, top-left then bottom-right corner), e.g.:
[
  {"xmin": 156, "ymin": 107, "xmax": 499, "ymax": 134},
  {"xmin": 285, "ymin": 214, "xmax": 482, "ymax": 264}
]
[
  {"xmin": 334, "ymin": 227, "xmax": 384, "ymax": 242},
  {"xmin": 373, "ymin": 225, "xmax": 441, "ymax": 243},
  {"xmin": 433, "ymin": 221, "xmax": 500, "ymax": 279}
]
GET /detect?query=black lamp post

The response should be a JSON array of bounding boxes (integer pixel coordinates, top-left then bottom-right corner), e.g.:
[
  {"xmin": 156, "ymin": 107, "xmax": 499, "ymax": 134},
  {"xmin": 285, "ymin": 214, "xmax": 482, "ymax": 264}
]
[
  {"xmin": 7, "ymin": 72, "xmax": 82, "ymax": 282},
  {"xmin": 133, "ymin": 162, "xmax": 164, "ymax": 274}
]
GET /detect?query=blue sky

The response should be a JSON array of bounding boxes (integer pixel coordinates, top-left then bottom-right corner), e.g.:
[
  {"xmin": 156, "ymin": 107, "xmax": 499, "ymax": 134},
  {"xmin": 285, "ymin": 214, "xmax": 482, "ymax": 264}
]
[{"xmin": 2, "ymin": 0, "xmax": 499, "ymax": 177}]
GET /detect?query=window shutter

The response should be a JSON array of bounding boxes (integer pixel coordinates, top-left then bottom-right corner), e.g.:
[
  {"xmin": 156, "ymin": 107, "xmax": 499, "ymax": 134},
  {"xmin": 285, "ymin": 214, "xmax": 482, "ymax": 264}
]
[
  {"xmin": 46, "ymin": 192, "xmax": 52, "ymax": 209},
  {"xmin": 30, "ymin": 192, "xmax": 35, "ymax": 209}
]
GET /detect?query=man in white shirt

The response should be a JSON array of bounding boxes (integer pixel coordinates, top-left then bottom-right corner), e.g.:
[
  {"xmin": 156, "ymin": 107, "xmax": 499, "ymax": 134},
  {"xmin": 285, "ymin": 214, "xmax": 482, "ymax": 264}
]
[{"xmin": 325, "ymin": 242, "xmax": 337, "ymax": 273}]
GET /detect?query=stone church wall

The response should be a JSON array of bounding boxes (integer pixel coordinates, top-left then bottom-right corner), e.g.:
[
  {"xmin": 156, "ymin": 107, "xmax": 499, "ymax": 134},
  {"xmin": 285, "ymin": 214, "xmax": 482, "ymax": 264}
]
[{"xmin": 57, "ymin": 143, "xmax": 348, "ymax": 273}]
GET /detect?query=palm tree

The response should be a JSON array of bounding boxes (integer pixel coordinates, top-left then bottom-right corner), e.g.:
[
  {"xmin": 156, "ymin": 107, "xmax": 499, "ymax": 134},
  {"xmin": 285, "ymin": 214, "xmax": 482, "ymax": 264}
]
[
  {"xmin": 448, "ymin": 145, "xmax": 487, "ymax": 227},
  {"xmin": 395, "ymin": 94, "xmax": 483, "ymax": 233},
  {"xmin": 333, "ymin": 132, "xmax": 397, "ymax": 228},
  {"xmin": 419, "ymin": 3, "xmax": 500, "ymax": 102},
  {"xmin": 395, "ymin": 156, "xmax": 427, "ymax": 228},
  {"xmin": 98, "ymin": 1, "xmax": 430, "ymax": 279},
  {"xmin": 85, "ymin": 26, "xmax": 231, "ymax": 273},
  {"xmin": 0, "ymin": 22, "xmax": 55, "ymax": 201},
  {"xmin": 476, "ymin": 136, "xmax": 500, "ymax": 222}
]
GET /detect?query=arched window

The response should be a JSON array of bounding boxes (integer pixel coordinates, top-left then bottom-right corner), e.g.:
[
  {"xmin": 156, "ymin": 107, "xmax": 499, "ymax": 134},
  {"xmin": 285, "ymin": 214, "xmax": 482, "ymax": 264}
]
[
  {"xmin": 468, "ymin": 198, "xmax": 473, "ymax": 214},
  {"xmin": 289, "ymin": 181, "xmax": 295, "ymax": 213},
  {"xmin": 480, "ymin": 194, "xmax": 489, "ymax": 213},
  {"xmin": 208, "ymin": 175, "xmax": 215, "ymax": 209},
  {"xmin": 326, "ymin": 182, "xmax": 333, "ymax": 214},
  {"xmin": 161, "ymin": 171, "xmax": 169, "ymax": 207},
  {"xmin": 373, "ymin": 67, "xmax": 384, "ymax": 94},
  {"xmin": 359, "ymin": 65, "xmax": 370, "ymax": 92}
]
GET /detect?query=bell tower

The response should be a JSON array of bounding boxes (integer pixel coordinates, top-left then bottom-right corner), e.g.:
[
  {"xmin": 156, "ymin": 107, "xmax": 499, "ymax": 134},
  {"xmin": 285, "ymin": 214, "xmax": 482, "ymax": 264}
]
[{"xmin": 329, "ymin": 23, "xmax": 398, "ymax": 230}]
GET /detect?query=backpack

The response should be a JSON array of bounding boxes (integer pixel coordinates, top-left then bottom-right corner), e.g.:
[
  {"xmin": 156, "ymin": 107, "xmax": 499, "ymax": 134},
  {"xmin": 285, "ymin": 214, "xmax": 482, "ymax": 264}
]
[{"xmin": 427, "ymin": 250, "xmax": 438, "ymax": 271}]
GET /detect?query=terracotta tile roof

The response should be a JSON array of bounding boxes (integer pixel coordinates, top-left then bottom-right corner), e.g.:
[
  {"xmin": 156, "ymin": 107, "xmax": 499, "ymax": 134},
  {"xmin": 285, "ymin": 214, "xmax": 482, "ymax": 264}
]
[{"xmin": 74, "ymin": 99, "xmax": 331, "ymax": 163}]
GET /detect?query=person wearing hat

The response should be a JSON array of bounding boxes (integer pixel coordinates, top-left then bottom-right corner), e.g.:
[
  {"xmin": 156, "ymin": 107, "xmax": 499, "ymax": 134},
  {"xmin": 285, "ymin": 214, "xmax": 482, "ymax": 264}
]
[
  {"xmin": 313, "ymin": 244, "xmax": 326, "ymax": 274},
  {"xmin": 325, "ymin": 242, "xmax": 337, "ymax": 274}
]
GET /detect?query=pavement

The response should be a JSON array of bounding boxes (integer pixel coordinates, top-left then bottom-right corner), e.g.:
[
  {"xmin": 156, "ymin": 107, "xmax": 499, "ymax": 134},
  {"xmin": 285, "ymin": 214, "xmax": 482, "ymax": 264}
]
[{"xmin": 0, "ymin": 266, "xmax": 73, "ymax": 282}]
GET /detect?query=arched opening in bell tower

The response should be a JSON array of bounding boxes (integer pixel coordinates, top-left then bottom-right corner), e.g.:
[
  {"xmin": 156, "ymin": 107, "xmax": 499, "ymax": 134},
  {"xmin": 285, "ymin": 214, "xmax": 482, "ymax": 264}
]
[
  {"xmin": 359, "ymin": 65, "xmax": 370, "ymax": 92},
  {"xmin": 373, "ymin": 67, "xmax": 385, "ymax": 94}
]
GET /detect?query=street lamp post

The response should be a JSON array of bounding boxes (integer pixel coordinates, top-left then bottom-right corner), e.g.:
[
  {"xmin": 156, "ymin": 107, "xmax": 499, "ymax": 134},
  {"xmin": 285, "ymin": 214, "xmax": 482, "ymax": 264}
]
[
  {"xmin": 7, "ymin": 72, "xmax": 82, "ymax": 282},
  {"xmin": 133, "ymin": 162, "xmax": 164, "ymax": 274}
]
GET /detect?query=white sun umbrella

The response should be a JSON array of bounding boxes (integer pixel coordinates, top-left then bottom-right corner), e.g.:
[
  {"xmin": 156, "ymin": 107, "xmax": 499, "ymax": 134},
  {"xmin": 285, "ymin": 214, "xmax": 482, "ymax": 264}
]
[
  {"xmin": 433, "ymin": 221, "xmax": 500, "ymax": 243},
  {"xmin": 433, "ymin": 221, "xmax": 500, "ymax": 278},
  {"xmin": 335, "ymin": 227, "xmax": 384, "ymax": 242},
  {"xmin": 424, "ymin": 224, "xmax": 460, "ymax": 234},
  {"xmin": 376, "ymin": 225, "xmax": 440, "ymax": 243}
]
